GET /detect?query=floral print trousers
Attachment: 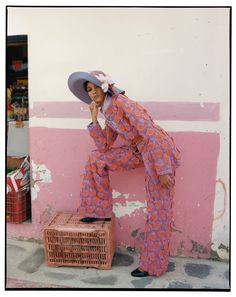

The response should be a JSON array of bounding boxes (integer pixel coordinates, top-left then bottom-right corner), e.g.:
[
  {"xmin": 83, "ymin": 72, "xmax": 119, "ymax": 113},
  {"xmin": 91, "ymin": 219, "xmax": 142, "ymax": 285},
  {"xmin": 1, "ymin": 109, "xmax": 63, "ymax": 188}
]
[{"xmin": 78, "ymin": 143, "xmax": 176, "ymax": 276}]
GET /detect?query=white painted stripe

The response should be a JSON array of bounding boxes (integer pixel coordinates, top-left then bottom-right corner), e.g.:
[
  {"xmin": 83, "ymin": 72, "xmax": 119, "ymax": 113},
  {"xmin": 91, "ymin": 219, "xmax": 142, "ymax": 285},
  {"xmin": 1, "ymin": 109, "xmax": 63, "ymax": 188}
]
[
  {"xmin": 29, "ymin": 117, "xmax": 222, "ymax": 132},
  {"xmin": 10, "ymin": 176, "xmax": 19, "ymax": 192}
]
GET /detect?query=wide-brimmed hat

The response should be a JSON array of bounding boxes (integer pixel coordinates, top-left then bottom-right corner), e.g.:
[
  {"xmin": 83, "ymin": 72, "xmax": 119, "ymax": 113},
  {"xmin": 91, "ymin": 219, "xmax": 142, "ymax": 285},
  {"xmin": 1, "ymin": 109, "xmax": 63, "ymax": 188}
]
[{"xmin": 68, "ymin": 70, "xmax": 125, "ymax": 104}]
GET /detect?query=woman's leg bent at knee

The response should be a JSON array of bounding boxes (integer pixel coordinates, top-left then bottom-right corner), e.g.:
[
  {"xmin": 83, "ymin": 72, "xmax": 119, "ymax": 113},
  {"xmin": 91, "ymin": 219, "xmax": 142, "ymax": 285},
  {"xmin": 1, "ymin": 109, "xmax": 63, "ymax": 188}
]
[{"xmin": 78, "ymin": 146, "xmax": 144, "ymax": 218}]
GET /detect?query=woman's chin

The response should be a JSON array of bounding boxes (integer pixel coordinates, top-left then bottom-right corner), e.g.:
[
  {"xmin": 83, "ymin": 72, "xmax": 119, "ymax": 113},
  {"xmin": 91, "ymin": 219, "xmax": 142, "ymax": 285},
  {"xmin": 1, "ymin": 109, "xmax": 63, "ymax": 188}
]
[{"xmin": 95, "ymin": 100, "xmax": 104, "ymax": 106}]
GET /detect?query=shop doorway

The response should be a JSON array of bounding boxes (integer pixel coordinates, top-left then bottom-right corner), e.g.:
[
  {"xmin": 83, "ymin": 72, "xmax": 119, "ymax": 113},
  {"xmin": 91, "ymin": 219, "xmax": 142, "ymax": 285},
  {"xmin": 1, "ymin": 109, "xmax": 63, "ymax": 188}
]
[{"xmin": 6, "ymin": 35, "xmax": 32, "ymax": 224}]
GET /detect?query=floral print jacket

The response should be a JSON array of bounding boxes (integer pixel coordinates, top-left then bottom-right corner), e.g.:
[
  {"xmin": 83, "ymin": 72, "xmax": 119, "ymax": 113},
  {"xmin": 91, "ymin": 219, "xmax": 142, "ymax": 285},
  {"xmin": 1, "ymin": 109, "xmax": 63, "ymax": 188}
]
[{"xmin": 88, "ymin": 94, "xmax": 181, "ymax": 176}]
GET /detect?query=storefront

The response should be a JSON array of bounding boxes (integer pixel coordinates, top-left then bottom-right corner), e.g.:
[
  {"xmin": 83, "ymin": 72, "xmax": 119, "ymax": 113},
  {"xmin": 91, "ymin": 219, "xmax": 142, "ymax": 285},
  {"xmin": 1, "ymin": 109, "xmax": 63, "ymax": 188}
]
[{"xmin": 6, "ymin": 35, "xmax": 31, "ymax": 224}]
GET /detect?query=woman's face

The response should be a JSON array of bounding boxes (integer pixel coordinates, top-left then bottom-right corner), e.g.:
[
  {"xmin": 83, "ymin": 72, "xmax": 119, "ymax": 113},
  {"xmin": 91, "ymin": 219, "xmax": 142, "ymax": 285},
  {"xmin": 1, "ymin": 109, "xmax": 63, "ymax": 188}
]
[{"xmin": 86, "ymin": 82, "xmax": 106, "ymax": 106}]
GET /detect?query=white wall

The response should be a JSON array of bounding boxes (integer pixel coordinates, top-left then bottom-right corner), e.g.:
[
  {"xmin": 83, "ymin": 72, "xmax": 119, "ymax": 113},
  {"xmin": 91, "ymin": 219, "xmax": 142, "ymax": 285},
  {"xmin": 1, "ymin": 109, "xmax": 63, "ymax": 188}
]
[{"xmin": 8, "ymin": 8, "xmax": 229, "ymax": 102}]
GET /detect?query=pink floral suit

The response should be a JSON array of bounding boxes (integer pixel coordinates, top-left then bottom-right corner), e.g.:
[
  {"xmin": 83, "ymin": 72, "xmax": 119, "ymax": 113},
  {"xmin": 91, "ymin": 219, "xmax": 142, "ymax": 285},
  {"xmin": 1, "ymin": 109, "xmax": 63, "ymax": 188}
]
[{"xmin": 78, "ymin": 93, "xmax": 181, "ymax": 276}]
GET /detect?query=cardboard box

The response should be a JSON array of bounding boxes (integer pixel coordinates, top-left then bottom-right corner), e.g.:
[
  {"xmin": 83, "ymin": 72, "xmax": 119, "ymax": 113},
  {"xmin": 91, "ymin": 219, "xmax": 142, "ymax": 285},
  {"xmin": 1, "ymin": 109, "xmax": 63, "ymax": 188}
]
[
  {"xmin": 7, "ymin": 156, "xmax": 30, "ymax": 193},
  {"xmin": 7, "ymin": 156, "xmax": 25, "ymax": 169}
]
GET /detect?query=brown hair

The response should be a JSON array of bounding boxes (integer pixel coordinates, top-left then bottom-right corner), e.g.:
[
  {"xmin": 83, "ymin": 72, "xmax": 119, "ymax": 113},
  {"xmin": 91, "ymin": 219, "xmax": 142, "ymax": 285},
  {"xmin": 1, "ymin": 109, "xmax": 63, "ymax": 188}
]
[{"xmin": 84, "ymin": 81, "xmax": 89, "ymax": 92}]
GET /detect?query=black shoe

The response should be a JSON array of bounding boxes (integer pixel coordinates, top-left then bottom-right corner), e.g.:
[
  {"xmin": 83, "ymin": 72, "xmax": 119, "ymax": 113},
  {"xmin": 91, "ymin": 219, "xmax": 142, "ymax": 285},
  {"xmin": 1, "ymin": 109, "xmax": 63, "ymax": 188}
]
[
  {"xmin": 80, "ymin": 217, "xmax": 111, "ymax": 223},
  {"xmin": 131, "ymin": 268, "xmax": 149, "ymax": 277},
  {"xmin": 80, "ymin": 217, "xmax": 98, "ymax": 223},
  {"xmin": 104, "ymin": 218, "xmax": 111, "ymax": 221}
]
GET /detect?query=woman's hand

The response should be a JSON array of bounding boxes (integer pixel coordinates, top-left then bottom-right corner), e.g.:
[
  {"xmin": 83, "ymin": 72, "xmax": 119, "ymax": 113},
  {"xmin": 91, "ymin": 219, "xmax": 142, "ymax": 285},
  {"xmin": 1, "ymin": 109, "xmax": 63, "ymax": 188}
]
[
  {"xmin": 89, "ymin": 101, "xmax": 99, "ymax": 123},
  {"xmin": 159, "ymin": 174, "xmax": 174, "ymax": 189}
]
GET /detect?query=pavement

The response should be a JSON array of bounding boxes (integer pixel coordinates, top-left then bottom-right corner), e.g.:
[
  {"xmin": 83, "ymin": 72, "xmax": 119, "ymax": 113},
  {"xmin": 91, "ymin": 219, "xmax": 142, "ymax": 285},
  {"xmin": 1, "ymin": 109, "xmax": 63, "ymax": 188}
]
[{"xmin": 6, "ymin": 237, "xmax": 230, "ymax": 290}]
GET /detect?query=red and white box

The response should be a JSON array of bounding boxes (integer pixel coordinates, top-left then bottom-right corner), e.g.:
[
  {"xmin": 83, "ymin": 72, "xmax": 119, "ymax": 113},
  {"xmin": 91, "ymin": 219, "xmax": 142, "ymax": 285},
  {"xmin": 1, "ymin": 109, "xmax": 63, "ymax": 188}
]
[{"xmin": 7, "ymin": 156, "xmax": 30, "ymax": 193}]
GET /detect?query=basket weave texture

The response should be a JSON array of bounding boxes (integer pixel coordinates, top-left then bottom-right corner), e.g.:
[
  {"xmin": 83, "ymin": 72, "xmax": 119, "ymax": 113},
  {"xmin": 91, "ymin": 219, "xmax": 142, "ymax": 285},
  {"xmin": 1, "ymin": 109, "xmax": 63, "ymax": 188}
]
[{"xmin": 43, "ymin": 212, "xmax": 116, "ymax": 269}]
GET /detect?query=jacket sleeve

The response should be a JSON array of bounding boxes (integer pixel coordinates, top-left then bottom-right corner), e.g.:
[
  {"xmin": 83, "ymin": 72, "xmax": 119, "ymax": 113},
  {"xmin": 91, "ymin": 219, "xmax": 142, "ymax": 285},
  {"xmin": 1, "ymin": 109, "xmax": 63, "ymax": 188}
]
[{"xmin": 87, "ymin": 122, "xmax": 118, "ymax": 153}]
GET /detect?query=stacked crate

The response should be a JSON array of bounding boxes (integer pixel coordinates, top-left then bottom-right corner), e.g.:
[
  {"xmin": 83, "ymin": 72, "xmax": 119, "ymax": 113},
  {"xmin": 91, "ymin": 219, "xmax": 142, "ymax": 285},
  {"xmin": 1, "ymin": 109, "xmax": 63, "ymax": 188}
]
[
  {"xmin": 6, "ymin": 156, "xmax": 31, "ymax": 224},
  {"xmin": 43, "ymin": 212, "xmax": 116, "ymax": 269},
  {"xmin": 6, "ymin": 185, "xmax": 31, "ymax": 223}
]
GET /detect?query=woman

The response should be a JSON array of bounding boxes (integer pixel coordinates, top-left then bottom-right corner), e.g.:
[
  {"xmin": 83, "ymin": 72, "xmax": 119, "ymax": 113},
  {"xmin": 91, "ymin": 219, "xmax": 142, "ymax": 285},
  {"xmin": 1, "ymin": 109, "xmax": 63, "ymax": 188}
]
[{"xmin": 68, "ymin": 70, "xmax": 181, "ymax": 277}]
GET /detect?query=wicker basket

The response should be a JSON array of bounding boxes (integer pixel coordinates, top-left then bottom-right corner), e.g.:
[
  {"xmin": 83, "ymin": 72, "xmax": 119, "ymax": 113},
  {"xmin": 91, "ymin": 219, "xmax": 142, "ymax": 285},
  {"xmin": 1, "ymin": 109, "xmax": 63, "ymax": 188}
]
[{"xmin": 43, "ymin": 212, "xmax": 116, "ymax": 269}]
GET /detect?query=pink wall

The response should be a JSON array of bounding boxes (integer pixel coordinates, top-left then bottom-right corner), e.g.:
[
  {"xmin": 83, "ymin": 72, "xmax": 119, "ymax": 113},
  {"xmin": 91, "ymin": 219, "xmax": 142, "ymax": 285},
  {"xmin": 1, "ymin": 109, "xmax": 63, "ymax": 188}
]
[
  {"xmin": 7, "ymin": 101, "xmax": 220, "ymax": 258},
  {"xmin": 31, "ymin": 101, "xmax": 219, "ymax": 121}
]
